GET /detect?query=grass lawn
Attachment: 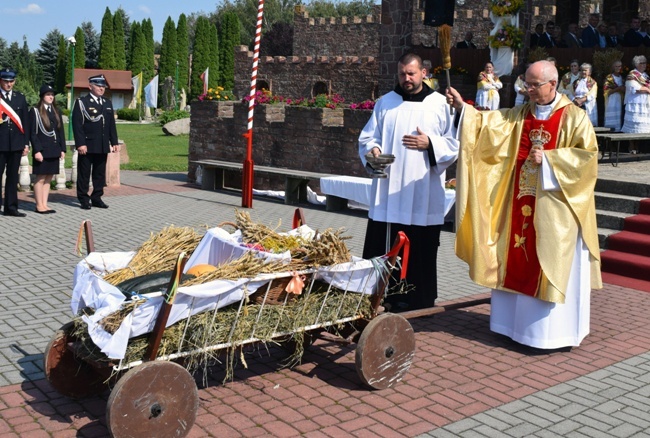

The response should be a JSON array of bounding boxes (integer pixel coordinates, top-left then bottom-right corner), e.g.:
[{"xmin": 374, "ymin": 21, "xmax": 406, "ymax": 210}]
[{"xmin": 60, "ymin": 122, "xmax": 189, "ymax": 172}]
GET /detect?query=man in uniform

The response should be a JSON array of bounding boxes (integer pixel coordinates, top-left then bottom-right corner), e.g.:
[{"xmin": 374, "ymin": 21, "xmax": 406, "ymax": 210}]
[
  {"xmin": 0, "ymin": 67, "xmax": 30, "ymax": 217},
  {"xmin": 447, "ymin": 61, "xmax": 602, "ymax": 349},
  {"xmin": 72, "ymin": 74, "xmax": 120, "ymax": 209},
  {"xmin": 359, "ymin": 53, "xmax": 458, "ymax": 311}
]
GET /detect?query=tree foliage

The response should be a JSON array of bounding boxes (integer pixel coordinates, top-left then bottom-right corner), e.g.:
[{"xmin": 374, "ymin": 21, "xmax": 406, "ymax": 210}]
[
  {"xmin": 55, "ymin": 35, "xmax": 67, "ymax": 93},
  {"xmin": 141, "ymin": 18, "xmax": 155, "ymax": 82},
  {"xmin": 82, "ymin": 21, "xmax": 100, "ymax": 68},
  {"xmin": 113, "ymin": 9, "xmax": 127, "ymax": 70},
  {"xmin": 191, "ymin": 16, "xmax": 212, "ymax": 97},
  {"xmin": 209, "ymin": 23, "xmax": 219, "ymax": 89},
  {"xmin": 176, "ymin": 14, "xmax": 190, "ymax": 95},
  {"xmin": 159, "ymin": 17, "xmax": 178, "ymax": 81},
  {"xmin": 98, "ymin": 7, "xmax": 115, "ymax": 69},
  {"xmin": 218, "ymin": 12, "xmax": 240, "ymax": 89},
  {"xmin": 128, "ymin": 22, "xmax": 147, "ymax": 74},
  {"xmin": 36, "ymin": 29, "xmax": 63, "ymax": 86}
]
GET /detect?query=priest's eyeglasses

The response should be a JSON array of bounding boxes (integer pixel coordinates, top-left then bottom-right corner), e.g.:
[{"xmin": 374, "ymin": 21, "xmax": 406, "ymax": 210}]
[{"xmin": 523, "ymin": 81, "xmax": 550, "ymax": 90}]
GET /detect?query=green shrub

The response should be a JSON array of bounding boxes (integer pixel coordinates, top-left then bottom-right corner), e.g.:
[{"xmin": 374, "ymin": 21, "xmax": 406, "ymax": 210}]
[
  {"xmin": 159, "ymin": 109, "xmax": 190, "ymax": 126},
  {"xmin": 117, "ymin": 108, "xmax": 141, "ymax": 121}
]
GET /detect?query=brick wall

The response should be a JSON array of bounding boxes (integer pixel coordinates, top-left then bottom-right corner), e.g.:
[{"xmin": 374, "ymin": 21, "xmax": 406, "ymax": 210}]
[
  {"xmin": 188, "ymin": 101, "xmax": 370, "ymax": 191},
  {"xmin": 233, "ymin": 47, "xmax": 378, "ymax": 102},
  {"xmin": 292, "ymin": 5, "xmax": 381, "ymax": 57}
]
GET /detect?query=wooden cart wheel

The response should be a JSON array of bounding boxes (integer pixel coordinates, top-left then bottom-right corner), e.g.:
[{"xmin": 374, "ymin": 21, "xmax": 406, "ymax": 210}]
[
  {"xmin": 44, "ymin": 322, "xmax": 108, "ymax": 398},
  {"xmin": 355, "ymin": 313, "xmax": 415, "ymax": 390},
  {"xmin": 106, "ymin": 361, "xmax": 198, "ymax": 438}
]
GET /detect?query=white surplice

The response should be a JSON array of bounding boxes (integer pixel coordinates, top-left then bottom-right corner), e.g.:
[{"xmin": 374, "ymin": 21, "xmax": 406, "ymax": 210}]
[{"xmin": 359, "ymin": 91, "xmax": 458, "ymax": 226}]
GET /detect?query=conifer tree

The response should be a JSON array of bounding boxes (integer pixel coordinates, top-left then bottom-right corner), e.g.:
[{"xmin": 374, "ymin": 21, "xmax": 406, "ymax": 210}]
[
  {"xmin": 191, "ymin": 16, "xmax": 211, "ymax": 98},
  {"xmin": 209, "ymin": 23, "xmax": 219, "ymax": 89},
  {"xmin": 218, "ymin": 12, "xmax": 240, "ymax": 90},
  {"xmin": 128, "ymin": 22, "xmax": 146, "ymax": 74},
  {"xmin": 36, "ymin": 29, "xmax": 63, "ymax": 87},
  {"xmin": 73, "ymin": 27, "xmax": 86, "ymax": 69},
  {"xmin": 98, "ymin": 7, "xmax": 115, "ymax": 69},
  {"xmin": 82, "ymin": 21, "xmax": 100, "ymax": 68},
  {"xmin": 176, "ymin": 14, "xmax": 190, "ymax": 96},
  {"xmin": 113, "ymin": 9, "xmax": 127, "ymax": 70},
  {"xmin": 141, "ymin": 18, "xmax": 155, "ymax": 82},
  {"xmin": 54, "ymin": 35, "xmax": 67, "ymax": 93},
  {"xmin": 159, "ymin": 17, "xmax": 178, "ymax": 82}
]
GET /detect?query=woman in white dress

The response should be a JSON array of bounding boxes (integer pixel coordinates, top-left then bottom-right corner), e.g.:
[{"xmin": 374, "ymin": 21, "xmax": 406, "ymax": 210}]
[
  {"xmin": 603, "ymin": 60, "xmax": 626, "ymax": 132},
  {"xmin": 572, "ymin": 63, "xmax": 598, "ymax": 126},
  {"xmin": 622, "ymin": 55, "xmax": 650, "ymax": 153},
  {"xmin": 475, "ymin": 62, "xmax": 502, "ymax": 110}
]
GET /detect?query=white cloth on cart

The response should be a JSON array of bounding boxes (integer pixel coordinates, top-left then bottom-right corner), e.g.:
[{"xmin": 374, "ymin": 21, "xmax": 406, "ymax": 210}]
[{"xmin": 70, "ymin": 226, "xmax": 383, "ymax": 360}]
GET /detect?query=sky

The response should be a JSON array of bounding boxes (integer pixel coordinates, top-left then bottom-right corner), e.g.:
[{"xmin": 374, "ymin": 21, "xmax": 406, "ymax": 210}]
[{"xmin": 1, "ymin": 1, "xmax": 221, "ymax": 50}]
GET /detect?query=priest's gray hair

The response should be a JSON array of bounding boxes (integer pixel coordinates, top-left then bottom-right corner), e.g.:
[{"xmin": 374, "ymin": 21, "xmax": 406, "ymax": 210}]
[
  {"xmin": 580, "ymin": 63, "xmax": 592, "ymax": 73},
  {"xmin": 633, "ymin": 55, "xmax": 647, "ymax": 67}
]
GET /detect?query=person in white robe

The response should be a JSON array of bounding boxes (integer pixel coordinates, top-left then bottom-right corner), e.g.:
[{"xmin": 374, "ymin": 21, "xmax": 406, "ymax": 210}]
[
  {"xmin": 557, "ymin": 59, "xmax": 581, "ymax": 99},
  {"xmin": 603, "ymin": 60, "xmax": 625, "ymax": 132},
  {"xmin": 514, "ymin": 73, "xmax": 529, "ymax": 106},
  {"xmin": 446, "ymin": 60, "xmax": 602, "ymax": 349},
  {"xmin": 359, "ymin": 52, "xmax": 459, "ymax": 311},
  {"xmin": 475, "ymin": 62, "xmax": 502, "ymax": 110},
  {"xmin": 622, "ymin": 55, "xmax": 650, "ymax": 153},
  {"xmin": 572, "ymin": 63, "xmax": 598, "ymax": 126}
]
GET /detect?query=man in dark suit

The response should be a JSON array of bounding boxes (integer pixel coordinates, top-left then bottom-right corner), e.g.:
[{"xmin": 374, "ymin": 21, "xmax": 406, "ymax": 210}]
[
  {"xmin": 0, "ymin": 67, "xmax": 30, "ymax": 217},
  {"xmin": 605, "ymin": 24, "xmax": 622, "ymax": 47},
  {"xmin": 71, "ymin": 74, "xmax": 120, "ymax": 210},
  {"xmin": 530, "ymin": 23, "xmax": 544, "ymax": 47},
  {"xmin": 581, "ymin": 13, "xmax": 600, "ymax": 48},
  {"xmin": 456, "ymin": 31, "xmax": 477, "ymax": 49},
  {"xmin": 537, "ymin": 21, "xmax": 556, "ymax": 48},
  {"xmin": 624, "ymin": 17, "xmax": 650, "ymax": 47},
  {"xmin": 564, "ymin": 23, "xmax": 582, "ymax": 48}
]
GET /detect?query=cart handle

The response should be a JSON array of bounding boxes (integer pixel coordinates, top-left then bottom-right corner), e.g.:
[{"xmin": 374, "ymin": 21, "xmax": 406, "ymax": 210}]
[
  {"xmin": 75, "ymin": 220, "xmax": 95, "ymax": 256},
  {"xmin": 292, "ymin": 208, "xmax": 306, "ymax": 229},
  {"xmin": 384, "ymin": 231, "xmax": 410, "ymax": 280}
]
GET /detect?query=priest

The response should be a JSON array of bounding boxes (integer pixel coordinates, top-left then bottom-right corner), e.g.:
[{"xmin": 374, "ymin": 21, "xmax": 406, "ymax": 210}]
[
  {"xmin": 359, "ymin": 52, "xmax": 458, "ymax": 311},
  {"xmin": 446, "ymin": 60, "xmax": 602, "ymax": 349}
]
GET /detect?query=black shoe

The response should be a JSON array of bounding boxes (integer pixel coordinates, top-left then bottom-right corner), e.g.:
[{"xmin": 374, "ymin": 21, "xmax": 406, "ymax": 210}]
[
  {"xmin": 91, "ymin": 200, "xmax": 109, "ymax": 209},
  {"xmin": 4, "ymin": 210, "xmax": 26, "ymax": 217},
  {"xmin": 80, "ymin": 203, "xmax": 91, "ymax": 210},
  {"xmin": 35, "ymin": 208, "xmax": 49, "ymax": 214}
]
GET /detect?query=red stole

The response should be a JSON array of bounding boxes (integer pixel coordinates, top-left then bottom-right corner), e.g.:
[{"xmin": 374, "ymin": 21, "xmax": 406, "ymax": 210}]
[{"xmin": 502, "ymin": 106, "xmax": 565, "ymax": 296}]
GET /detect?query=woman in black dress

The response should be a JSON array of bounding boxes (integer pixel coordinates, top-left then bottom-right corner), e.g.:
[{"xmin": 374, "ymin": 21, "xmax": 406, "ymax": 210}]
[{"xmin": 29, "ymin": 84, "xmax": 66, "ymax": 214}]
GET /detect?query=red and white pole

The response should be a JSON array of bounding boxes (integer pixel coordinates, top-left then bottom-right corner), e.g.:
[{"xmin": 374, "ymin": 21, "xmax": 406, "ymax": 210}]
[{"xmin": 241, "ymin": 0, "xmax": 265, "ymax": 208}]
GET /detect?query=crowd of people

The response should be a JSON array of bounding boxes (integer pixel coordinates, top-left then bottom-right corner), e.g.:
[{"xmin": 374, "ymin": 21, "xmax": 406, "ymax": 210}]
[
  {"xmin": 469, "ymin": 14, "xmax": 650, "ymax": 154},
  {"xmin": 0, "ymin": 70, "xmax": 120, "ymax": 217},
  {"xmin": 529, "ymin": 14, "xmax": 650, "ymax": 49}
]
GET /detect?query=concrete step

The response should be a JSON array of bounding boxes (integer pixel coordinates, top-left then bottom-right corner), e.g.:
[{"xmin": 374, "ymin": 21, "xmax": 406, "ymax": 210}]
[
  {"xmin": 596, "ymin": 208, "xmax": 630, "ymax": 232},
  {"xmin": 595, "ymin": 178, "xmax": 650, "ymax": 198},
  {"xmin": 595, "ymin": 192, "xmax": 643, "ymax": 215},
  {"xmin": 597, "ymin": 227, "xmax": 620, "ymax": 250}
]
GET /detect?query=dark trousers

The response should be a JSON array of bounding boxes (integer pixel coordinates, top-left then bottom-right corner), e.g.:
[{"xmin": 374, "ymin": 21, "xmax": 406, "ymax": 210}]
[
  {"xmin": 77, "ymin": 153, "xmax": 107, "ymax": 204},
  {"xmin": 362, "ymin": 219, "xmax": 441, "ymax": 310},
  {"xmin": 0, "ymin": 150, "xmax": 22, "ymax": 212}
]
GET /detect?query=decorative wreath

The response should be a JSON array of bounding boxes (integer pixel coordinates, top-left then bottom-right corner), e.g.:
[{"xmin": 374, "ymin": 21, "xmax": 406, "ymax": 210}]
[{"xmin": 490, "ymin": 0, "xmax": 524, "ymax": 17}]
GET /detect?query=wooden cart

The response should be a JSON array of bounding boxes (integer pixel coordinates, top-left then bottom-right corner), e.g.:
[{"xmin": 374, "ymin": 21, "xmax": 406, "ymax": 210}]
[{"xmin": 44, "ymin": 212, "xmax": 420, "ymax": 437}]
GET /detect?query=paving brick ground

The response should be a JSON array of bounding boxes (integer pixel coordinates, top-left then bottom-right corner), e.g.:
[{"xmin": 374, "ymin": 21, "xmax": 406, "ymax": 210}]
[{"xmin": 1, "ymin": 164, "xmax": 649, "ymax": 437}]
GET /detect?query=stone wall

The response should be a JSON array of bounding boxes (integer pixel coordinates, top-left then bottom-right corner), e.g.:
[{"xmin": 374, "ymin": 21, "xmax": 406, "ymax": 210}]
[
  {"xmin": 188, "ymin": 101, "xmax": 370, "ymax": 191},
  {"xmin": 292, "ymin": 5, "xmax": 381, "ymax": 57},
  {"xmin": 233, "ymin": 47, "xmax": 378, "ymax": 102}
]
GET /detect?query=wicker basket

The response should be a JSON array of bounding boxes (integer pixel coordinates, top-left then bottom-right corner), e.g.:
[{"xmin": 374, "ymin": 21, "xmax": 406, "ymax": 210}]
[{"xmin": 250, "ymin": 274, "xmax": 312, "ymax": 305}]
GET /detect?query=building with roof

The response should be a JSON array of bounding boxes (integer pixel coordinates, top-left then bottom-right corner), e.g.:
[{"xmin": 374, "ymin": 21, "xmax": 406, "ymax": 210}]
[{"xmin": 66, "ymin": 69, "xmax": 133, "ymax": 110}]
